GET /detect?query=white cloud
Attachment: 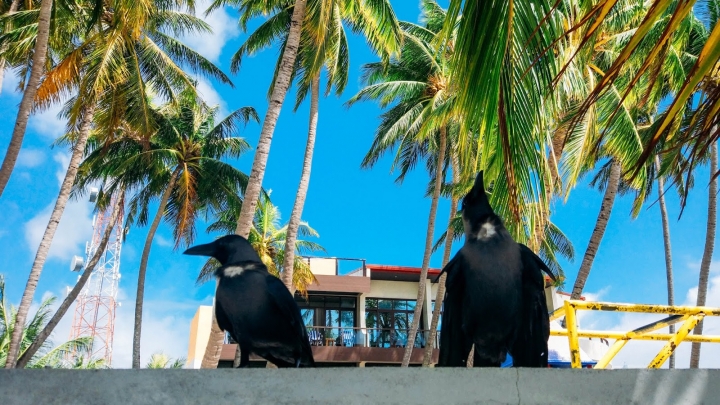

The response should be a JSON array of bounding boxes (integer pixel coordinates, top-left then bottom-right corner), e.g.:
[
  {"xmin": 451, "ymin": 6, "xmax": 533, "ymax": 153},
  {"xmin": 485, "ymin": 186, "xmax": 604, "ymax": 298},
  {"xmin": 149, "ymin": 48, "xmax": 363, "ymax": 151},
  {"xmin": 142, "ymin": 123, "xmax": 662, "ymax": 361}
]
[
  {"xmin": 1, "ymin": 67, "xmax": 20, "ymax": 95},
  {"xmin": 180, "ymin": 0, "xmax": 239, "ymax": 63},
  {"xmin": 1, "ymin": 68, "xmax": 69, "ymax": 138},
  {"xmin": 24, "ymin": 153, "xmax": 94, "ymax": 262},
  {"xmin": 683, "ymin": 259, "xmax": 720, "ymax": 276},
  {"xmin": 23, "ymin": 286, "xmax": 195, "ymax": 368},
  {"xmin": 29, "ymin": 101, "xmax": 67, "ymax": 140},
  {"xmin": 599, "ymin": 275, "xmax": 720, "ymax": 369},
  {"xmin": 110, "ymin": 289, "xmax": 197, "ymax": 368},
  {"xmin": 155, "ymin": 235, "xmax": 173, "ymax": 247},
  {"xmin": 17, "ymin": 148, "xmax": 46, "ymax": 168},
  {"xmin": 53, "ymin": 153, "xmax": 70, "ymax": 184},
  {"xmin": 195, "ymin": 77, "xmax": 226, "ymax": 114}
]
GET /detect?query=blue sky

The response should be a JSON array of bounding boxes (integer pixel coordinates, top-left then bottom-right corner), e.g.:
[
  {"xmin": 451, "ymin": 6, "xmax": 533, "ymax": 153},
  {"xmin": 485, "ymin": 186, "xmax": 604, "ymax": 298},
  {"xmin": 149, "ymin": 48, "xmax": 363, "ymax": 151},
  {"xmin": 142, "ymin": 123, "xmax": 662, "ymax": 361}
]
[{"xmin": 0, "ymin": 1, "xmax": 718, "ymax": 368}]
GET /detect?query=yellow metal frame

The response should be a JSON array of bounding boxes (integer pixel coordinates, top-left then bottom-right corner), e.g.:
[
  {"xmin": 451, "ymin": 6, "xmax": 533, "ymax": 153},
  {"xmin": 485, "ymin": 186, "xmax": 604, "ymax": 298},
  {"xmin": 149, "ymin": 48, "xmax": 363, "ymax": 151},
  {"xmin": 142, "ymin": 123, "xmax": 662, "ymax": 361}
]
[{"xmin": 551, "ymin": 300, "xmax": 720, "ymax": 369}]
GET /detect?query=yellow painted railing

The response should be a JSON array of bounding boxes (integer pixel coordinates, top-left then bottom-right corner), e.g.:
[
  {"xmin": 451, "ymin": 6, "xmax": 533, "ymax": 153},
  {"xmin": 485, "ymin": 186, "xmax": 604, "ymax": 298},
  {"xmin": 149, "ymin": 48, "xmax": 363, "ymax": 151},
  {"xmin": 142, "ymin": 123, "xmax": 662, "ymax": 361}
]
[{"xmin": 550, "ymin": 300, "xmax": 720, "ymax": 369}]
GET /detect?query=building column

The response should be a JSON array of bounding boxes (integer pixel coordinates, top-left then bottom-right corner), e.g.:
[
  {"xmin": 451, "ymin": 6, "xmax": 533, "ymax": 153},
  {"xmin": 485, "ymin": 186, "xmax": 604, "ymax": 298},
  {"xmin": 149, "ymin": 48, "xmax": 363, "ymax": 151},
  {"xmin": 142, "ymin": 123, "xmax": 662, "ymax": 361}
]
[{"xmin": 358, "ymin": 293, "xmax": 367, "ymax": 346}]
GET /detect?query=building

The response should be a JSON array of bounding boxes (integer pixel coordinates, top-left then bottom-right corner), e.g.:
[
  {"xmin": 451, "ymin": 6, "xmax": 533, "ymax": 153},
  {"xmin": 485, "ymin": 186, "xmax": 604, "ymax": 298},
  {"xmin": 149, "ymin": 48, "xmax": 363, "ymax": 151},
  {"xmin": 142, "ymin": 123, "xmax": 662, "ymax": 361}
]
[{"xmin": 186, "ymin": 256, "xmax": 609, "ymax": 368}]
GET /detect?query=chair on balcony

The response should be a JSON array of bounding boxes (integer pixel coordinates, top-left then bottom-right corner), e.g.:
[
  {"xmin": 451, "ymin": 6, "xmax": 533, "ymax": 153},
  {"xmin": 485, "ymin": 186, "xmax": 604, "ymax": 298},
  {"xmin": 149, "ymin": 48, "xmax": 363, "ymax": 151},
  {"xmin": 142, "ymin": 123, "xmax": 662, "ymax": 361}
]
[
  {"xmin": 341, "ymin": 330, "xmax": 355, "ymax": 347},
  {"xmin": 308, "ymin": 329, "xmax": 322, "ymax": 346}
]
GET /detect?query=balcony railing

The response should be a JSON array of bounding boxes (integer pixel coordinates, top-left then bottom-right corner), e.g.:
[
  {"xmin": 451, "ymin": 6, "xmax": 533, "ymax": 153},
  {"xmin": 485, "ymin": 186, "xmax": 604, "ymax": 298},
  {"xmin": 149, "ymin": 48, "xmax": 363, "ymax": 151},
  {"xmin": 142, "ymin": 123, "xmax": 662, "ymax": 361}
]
[{"xmin": 226, "ymin": 326, "xmax": 440, "ymax": 349}]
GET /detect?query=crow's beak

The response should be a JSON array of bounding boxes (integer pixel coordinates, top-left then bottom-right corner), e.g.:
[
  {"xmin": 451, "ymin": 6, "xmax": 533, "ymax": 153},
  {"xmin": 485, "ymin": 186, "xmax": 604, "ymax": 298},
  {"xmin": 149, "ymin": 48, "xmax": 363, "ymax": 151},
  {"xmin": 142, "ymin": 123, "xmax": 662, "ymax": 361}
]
[{"xmin": 183, "ymin": 241, "xmax": 217, "ymax": 257}]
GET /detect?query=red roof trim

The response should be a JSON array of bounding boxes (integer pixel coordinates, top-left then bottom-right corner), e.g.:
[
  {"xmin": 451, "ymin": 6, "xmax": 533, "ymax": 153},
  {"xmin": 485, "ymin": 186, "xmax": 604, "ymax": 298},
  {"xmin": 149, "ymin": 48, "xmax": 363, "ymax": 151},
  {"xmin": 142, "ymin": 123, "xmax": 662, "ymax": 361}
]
[{"xmin": 367, "ymin": 264, "xmax": 442, "ymax": 275}]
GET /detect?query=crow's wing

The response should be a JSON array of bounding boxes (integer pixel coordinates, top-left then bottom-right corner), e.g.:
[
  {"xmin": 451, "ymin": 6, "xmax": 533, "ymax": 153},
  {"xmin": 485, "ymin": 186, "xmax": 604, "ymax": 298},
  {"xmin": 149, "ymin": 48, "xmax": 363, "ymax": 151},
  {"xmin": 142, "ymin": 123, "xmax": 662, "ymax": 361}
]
[
  {"xmin": 437, "ymin": 253, "xmax": 471, "ymax": 367},
  {"xmin": 264, "ymin": 274, "xmax": 316, "ymax": 367},
  {"xmin": 510, "ymin": 244, "xmax": 551, "ymax": 367},
  {"xmin": 214, "ymin": 295, "xmax": 232, "ymax": 336}
]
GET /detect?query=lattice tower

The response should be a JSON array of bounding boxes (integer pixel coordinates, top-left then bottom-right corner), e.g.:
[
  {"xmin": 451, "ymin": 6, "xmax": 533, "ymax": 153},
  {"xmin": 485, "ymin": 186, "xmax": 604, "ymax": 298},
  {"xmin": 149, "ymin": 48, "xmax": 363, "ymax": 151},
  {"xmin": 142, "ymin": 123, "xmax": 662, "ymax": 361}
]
[{"xmin": 68, "ymin": 192, "xmax": 124, "ymax": 366}]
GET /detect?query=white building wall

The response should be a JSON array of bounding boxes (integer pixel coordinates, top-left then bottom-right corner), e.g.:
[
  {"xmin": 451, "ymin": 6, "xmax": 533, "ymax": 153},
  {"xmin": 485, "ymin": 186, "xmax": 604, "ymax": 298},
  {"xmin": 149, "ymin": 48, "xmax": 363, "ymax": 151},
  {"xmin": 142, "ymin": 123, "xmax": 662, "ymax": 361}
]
[{"xmin": 368, "ymin": 280, "xmax": 438, "ymax": 301}]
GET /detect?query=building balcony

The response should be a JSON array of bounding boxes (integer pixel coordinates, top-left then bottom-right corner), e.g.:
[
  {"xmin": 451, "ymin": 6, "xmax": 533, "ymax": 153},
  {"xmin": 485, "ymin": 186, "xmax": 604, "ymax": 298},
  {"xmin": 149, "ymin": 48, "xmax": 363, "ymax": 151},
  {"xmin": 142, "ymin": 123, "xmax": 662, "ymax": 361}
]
[{"xmin": 221, "ymin": 326, "xmax": 440, "ymax": 367}]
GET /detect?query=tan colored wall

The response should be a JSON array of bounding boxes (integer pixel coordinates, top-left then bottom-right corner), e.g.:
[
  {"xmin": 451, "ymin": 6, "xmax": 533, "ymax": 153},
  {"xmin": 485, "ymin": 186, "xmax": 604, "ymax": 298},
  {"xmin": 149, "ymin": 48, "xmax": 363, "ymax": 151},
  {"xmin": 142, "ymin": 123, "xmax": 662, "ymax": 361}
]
[
  {"xmin": 307, "ymin": 258, "xmax": 337, "ymax": 276},
  {"xmin": 186, "ymin": 305, "xmax": 213, "ymax": 369},
  {"xmin": 368, "ymin": 280, "xmax": 438, "ymax": 301}
]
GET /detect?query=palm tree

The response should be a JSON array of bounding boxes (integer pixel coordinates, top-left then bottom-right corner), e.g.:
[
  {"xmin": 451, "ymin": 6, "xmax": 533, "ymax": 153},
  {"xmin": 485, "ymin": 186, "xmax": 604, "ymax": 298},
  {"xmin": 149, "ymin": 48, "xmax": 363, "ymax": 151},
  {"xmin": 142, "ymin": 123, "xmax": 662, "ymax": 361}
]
[
  {"xmin": 2, "ymin": 0, "xmax": 233, "ymax": 367},
  {"xmin": 73, "ymin": 95, "xmax": 257, "ymax": 368},
  {"xmin": 146, "ymin": 352, "xmax": 185, "ymax": 369},
  {"xmin": 227, "ymin": 0, "xmax": 401, "ymax": 294},
  {"xmin": 195, "ymin": 0, "xmax": 401, "ymax": 368},
  {"xmin": 424, "ymin": 152, "xmax": 460, "ymax": 366},
  {"xmin": 199, "ymin": 0, "xmax": 308, "ymax": 240},
  {"xmin": 0, "ymin": 0, "xmax": 23, "ymax": 94},
  {"xmin": 347, "ymin": 2, "xmax": 466, "ymax": 366},
  {"xmin": 0, "ymin": 275, "xmax": 104, "ymax": 368},
  {"xmin": 192, "ymin": 0, "xmax": 308, "ymax": 369},
  {"xmin": 445, "ymin": 0, "xmax": 720, "ymax": 188},
  {"xmin": 0, "ymin": 0, "xmax": 52, "ymax": 198},
  {"xmin": 690, "ymin": 140, "xmax": 717, "ymax": 368},
  {"xmin": 655, "ymin": 155, "xmax": 676, "ymax": 368},
  {"xmin": 570, "ymin": 160, "xmax": 621, "ymax": 299},
  {"xmin": 556, "ymin": 3, "xmax": 704, "ymax": 300},
  {"xmin": 280, "ymin": 75, "xmax": 319, "ymax": 294},
  {"xmin": 199, "ymin": 193, "xmax": 325, "ymax": 293}
]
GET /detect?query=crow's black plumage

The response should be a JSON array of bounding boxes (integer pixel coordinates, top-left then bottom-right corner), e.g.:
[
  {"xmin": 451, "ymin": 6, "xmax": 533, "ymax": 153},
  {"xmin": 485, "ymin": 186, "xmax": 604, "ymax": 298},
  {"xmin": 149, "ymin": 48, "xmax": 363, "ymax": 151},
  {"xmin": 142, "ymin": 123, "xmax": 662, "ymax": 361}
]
[
  {"xmin": 184, "ymin": 235, "xmax": 315, "ymax": 368},
  {"xmin": 436, "ymin": 172, "xmax": 555, "ymax": 367}
]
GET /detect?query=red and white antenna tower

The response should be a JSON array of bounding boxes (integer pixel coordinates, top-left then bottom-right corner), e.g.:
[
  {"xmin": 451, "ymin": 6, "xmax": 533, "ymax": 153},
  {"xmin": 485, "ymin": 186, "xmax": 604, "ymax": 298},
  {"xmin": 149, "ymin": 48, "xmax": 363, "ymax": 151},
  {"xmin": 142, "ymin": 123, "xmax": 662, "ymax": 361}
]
[{"xmin": 68, "ymin": 188, "xmax": 124, "ymax": 366}]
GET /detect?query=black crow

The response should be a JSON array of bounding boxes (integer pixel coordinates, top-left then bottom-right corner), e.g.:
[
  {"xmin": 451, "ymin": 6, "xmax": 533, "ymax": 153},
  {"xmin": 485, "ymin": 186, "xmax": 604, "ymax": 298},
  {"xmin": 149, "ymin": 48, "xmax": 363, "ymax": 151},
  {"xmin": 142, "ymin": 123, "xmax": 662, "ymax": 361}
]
[
  {"xmin": 436, "ymin": 171, "xmax": 555, "ymax": 367},
  {"xmin": 184, "ymin": 234, "xmax": 315, "ymax": 368}
]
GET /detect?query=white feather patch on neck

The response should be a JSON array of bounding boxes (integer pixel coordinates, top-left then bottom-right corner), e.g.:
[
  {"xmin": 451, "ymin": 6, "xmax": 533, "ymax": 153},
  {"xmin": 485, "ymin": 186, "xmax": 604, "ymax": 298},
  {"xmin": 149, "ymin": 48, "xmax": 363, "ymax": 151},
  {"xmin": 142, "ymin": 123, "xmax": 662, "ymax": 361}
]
[
  {"xmin": 223, "ymin": 265, "xmax": 247, "ymax": 278},
  {"xmin": 477, "ymin": 222, "xmax": 497, "ymax": 240}
]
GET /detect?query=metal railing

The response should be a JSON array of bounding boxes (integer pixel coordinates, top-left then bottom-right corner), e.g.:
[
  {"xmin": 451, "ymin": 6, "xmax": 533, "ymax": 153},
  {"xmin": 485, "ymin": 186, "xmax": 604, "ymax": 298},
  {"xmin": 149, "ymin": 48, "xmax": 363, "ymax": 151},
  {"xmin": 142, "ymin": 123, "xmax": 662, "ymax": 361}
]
[
  {"xmin": 226, "ymin": 326, "xmax": 440, "ymax": 349},
  {"xmin": 551, "ymin": 300, "xmax": 720, "ymax": 369}
]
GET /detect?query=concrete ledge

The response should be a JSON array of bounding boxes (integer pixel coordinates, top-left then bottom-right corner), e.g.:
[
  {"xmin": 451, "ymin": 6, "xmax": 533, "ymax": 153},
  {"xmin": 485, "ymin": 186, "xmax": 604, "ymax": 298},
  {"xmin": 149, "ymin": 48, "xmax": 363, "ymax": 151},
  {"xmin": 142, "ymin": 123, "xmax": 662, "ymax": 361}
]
[{"xmin": 1, "ymin": 369, "xmax": 718, "ymax": 405}]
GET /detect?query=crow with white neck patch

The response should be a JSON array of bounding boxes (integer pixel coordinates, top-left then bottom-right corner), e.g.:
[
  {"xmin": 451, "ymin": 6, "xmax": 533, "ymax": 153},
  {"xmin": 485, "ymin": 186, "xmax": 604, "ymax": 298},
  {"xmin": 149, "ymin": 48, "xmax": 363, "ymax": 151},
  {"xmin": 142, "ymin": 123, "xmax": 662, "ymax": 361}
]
[
  {"xmin": 184, "ymin": 234, "xmax": 315, "ymax": 368},
  {"xmin": 436, "ymin": 171, "xmax": 555, "ymax": 367}
]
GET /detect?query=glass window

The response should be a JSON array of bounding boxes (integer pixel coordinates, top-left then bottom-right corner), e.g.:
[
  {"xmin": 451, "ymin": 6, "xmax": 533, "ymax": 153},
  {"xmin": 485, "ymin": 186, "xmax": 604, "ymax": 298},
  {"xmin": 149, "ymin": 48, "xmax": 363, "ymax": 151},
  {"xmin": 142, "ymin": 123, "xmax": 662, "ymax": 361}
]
[
  {"xmin": 301, "ymin": 309, "xmax": 315, "ymax": 327},
  {"xmin": 341, "ymin": 297, "xmax": 355, "ymax": 308},
  {"xmin": 431, "ymin": 301, "xmax": 443, "ymax": 330},
  {"xmin": 365, "ymin": 298, "xmax": 424, "ymax": 348},
  {"xmin": 295, "ymin": 295, "xmax": 357, "ymax": 345}
]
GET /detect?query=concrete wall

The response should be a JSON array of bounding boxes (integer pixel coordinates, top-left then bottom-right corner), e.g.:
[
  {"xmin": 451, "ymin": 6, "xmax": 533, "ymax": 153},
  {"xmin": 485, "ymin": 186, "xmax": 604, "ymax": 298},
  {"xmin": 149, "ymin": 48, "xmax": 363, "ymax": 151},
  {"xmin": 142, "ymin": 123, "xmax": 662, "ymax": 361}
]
[
  {"xmin": 2, "ymin": 369, "xmax": 718, "ymax": 405},
  {"xmin": 185, "ymin": 306, "xmax": 213, "ymax": 369}
]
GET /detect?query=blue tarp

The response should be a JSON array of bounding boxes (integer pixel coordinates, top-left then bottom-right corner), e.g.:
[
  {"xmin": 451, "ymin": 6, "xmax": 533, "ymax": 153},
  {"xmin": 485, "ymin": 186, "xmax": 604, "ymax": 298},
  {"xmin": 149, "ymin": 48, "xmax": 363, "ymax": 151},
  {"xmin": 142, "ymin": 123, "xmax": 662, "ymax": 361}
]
[{"xmin": 499, "ymin": 353, "xmax": 597, "ymax": 368}]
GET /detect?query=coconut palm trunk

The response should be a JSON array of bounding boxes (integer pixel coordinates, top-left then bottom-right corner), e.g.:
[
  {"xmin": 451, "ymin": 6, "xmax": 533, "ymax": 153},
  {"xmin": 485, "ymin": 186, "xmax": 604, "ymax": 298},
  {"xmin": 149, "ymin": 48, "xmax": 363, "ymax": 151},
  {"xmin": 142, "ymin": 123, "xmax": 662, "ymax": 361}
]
[
  {"xmin": 200, "ymin": 0, "xmax": 308, "ymax": 371},
  {"xmin": 4, "ymin": 104, "xmax": 95, "ymax": 368},
  {"xmin": 570, "ymin": 159, "xmax": 621, "ymax": 300},
  {"xmin": 233, "ymin": 0, "xmax": 307, "ymax": 239},
  {"xmin": 132, "ymin": 168, "xmax": 180, "ymax": 369},
  {"xmin": 690, "ymin": 140, "xmax": 717, "ymax": 369},
  {"xmin": 16, "ymin": 192, "xmax": 124, "ymax": 368},
  {"xmin": 0, "ymin": 0, "xmax": 53, "ymax": 197},
  {"xmin": 401, "ymin": 126, "xmax": 447, "ymax": 367},
  {"xmin": 655, "ymin": 155, "xmax": 676, "ymax": 369},
  {"xmin": 281, "ymin": 75, "xmax": 319, "ymax": 294},
  {"xmin": 423, "ymin": 152, "xmax": 458, "ymax": 366}
]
